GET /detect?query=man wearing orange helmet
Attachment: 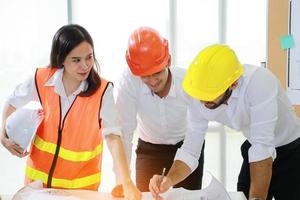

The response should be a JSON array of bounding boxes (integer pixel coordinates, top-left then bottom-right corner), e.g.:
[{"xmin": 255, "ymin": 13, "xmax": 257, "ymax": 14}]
[
  {"xmin": 112, "ymin": 27, "xmax": 204, "ymax": 194},
  {"xmin": 149, "ymin": 44, "xmax": 300, "ymax": 200}
]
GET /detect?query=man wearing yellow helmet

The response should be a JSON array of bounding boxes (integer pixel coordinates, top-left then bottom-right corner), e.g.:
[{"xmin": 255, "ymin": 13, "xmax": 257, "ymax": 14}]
[
  {"xmin": 149, "ymin": 44, "xmax": 300, "ymax": 200},
  {"xmin": 111, "ymin": 27, "xmax": 204, "ymax": 195}
]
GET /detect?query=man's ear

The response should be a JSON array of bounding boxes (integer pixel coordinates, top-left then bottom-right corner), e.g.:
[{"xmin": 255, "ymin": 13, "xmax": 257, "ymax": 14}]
[{"xmin": 230, "ymin": 80, "xmax": 239, "ymax": 90}]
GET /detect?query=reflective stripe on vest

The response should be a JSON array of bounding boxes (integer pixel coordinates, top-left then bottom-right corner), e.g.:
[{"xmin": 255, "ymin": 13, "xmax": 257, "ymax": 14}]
[
  {"xmin": 26, "ymin": 166, "xmax": 101, "ymax": 189},
  {"xmin": 33, "ymin": 135, "xmax": 103, "ymax": 162}
]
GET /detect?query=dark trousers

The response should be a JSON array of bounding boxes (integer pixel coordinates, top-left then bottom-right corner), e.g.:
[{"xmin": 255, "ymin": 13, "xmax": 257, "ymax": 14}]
[
  {"xmin": 237, "ymin": 138, "xmax": 300, "ymax": 200},
  {"xmin": 135, "ymin": 138, "xmax": 204, "ymax": 192}
]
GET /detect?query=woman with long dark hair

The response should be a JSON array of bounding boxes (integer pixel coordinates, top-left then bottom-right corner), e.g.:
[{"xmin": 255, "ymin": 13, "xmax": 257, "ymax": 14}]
[{"xmin": 1, "ymin": 24, "xmax": 141, "ymax": 200}]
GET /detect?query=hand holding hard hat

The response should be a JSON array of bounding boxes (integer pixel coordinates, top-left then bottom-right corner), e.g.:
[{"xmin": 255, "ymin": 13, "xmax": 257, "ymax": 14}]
[{"xmin": 5, "ymin": 105, "xmax": 44, "ymax": 155}]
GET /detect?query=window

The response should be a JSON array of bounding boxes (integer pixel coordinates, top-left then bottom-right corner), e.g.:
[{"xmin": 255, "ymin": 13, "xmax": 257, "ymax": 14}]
[
  {"xmin": 227, "ymin": 0, "xmax": 267, "ymax": 66},
  {"xmin": 176, "ymin": 0, "xmax": 219, "ymax": 69},
  {"xmin": 0, "ymin": 0, "xmax": 67, "ymax": 194},
  {"xmin": 72, "ymin": 0, "xmax": 169, "ymax": 87}
]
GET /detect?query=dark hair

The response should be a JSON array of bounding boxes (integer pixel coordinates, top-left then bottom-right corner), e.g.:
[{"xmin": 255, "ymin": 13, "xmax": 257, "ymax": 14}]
[{"xmin": 50, "ymin": 24, "xmax": 101, "ymax": 97}]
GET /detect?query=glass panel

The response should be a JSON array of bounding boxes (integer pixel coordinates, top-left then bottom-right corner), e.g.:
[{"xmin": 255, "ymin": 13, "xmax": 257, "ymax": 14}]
[
  {"xmin": 177, "ymin": 0, "xmax": 219, "ymax": 69},
  {"xmin": 72, "ymin": 0, "xmax": 169, "ymax": 86},
  {"xmin": 227, "ymin": 0, "xmax": 267, "ymax": 66},
  {"xmin": 0, "ymin": 0, "xmax": 67, "ymax": 194}
]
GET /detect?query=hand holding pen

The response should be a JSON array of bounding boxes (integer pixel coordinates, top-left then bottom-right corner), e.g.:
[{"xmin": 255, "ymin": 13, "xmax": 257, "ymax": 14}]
[{"xmin": 159, "ymin": 167, "xmax": 166, "ymax": 187}]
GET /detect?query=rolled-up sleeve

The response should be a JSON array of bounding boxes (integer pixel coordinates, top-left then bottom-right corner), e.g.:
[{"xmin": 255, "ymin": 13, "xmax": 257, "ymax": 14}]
[
  {"xmin": 246, "ymin": 69, "xmax": 278, "ymax": 162},
  {"xmin": 113, "ymin": 70, "xmax": 138, "ymax": 184},
  {"xmin": 174, "ymin": 100, "xmax": 208, "ymax": 172},
  {"xmin": 101, "ymin": 83, "xmax": 122, "ymax": 137},
  {"xmin": 115, "ymin": 70, "xmax": 138, "ymax": 165},
  {"xmin": 6, "ymin": 73, "xmax": 38, "ymax": 108}
]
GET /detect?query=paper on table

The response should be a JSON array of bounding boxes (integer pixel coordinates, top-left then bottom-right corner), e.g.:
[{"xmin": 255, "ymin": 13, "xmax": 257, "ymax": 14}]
[
  {"xmin": 141, "ymin": 188, "xmax": 183, "ymax": 199},
  {"xmin": 20, "ymin": 191, "xmax": 80, "ymax": 200},
  {"xmin": 12, "ymin": 172, "xmax": 230, "ymax": 200},
  {"xmin": 12, "ymin": 180, "xmax": 123, "ymax": 200},
  {"xmin": 181, "ymin": 172, "xmax": 231, "ymax": 200},
  {"xmin": 12, "ymin": 181, "xmax": 80, "ymax": 200},
  {"xmin": 142, "ymin": 172, "xmax": 231, "ymax": 200}
]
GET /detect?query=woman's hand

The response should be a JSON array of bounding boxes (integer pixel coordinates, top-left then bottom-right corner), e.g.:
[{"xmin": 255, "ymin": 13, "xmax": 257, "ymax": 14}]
[
  {"xmin": 1, "ymin": 134, "xmax": 28, "ymax": 157},
  {"xmin": 1, "ymin": 103, "xmax": 28, "ymax": 157}
]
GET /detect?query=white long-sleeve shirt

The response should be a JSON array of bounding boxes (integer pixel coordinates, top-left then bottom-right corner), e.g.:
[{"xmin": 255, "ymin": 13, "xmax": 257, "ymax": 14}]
[
  {"xmin": 175, "ymin": 64, "xmax": 300, "ymax": 172},
  {"xmin": 6, "ymin": 68, "xmax": 121, "ymax": 137},
  {"xmin": 116, "ymin": 67, "xmax": 193, "ymax": 165}
]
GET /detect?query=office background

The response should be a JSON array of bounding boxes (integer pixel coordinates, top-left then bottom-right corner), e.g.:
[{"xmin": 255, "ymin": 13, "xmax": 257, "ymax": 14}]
[{"xmin": 0, "ymin": 0, "xmax": 267, "ymax": 194}]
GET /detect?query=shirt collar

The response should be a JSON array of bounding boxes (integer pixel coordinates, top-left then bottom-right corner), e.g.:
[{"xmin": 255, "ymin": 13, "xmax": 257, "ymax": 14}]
[
  {"xmin": 142, "ymin": 68, "xmax": 177, "ymax": 98},
  {"xmin": 44, "ymin": 68, "xmax": 88, "ymax": 96}
]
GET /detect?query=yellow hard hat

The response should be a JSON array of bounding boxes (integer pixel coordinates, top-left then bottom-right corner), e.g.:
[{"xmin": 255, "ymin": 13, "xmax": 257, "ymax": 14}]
[{"xmin": 182, "ymin": 44, "xmax": 243, "ymax": 101}]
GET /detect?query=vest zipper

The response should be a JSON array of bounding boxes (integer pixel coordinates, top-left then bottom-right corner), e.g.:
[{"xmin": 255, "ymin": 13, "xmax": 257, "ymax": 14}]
[
  {"xmin": 47, "ymin": 128, "xmax": 62, "ymax": 187},
  {"xmin": 46, "ymin": 96, "xmax": 78, "ymax": 188}
]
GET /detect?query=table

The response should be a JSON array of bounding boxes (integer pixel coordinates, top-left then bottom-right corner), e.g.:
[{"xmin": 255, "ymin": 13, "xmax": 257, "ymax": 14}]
[{"xmin": 1, "ymin": 192, "xmax": 246, "ymax": 200}]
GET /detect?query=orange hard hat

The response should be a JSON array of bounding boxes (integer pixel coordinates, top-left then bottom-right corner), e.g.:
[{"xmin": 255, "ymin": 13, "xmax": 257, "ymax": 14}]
[{"xmin": 126, "ymin": 27, "xmax": 170, "ymax": 76}]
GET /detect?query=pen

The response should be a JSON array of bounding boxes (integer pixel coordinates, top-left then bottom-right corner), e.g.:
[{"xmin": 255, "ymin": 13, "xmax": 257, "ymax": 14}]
[{"xmin": 159, "ymin": 167, "xmax": 166, "ymax": 185}]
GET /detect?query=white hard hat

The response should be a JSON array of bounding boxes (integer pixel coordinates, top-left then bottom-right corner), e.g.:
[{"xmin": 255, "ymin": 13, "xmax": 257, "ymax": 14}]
[{"xmin": 6, "ymin": 107, "xmax": 43, "ymax": 151}]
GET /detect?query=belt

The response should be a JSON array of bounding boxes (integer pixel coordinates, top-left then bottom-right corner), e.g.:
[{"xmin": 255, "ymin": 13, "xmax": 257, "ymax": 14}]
[{"xmin": 276, "ymin": 137, "xmax": 300, "ymax": 153}]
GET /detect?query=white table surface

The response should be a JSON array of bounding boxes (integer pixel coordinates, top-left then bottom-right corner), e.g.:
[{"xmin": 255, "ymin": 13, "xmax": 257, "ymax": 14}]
[{"xmin": 1, "ymin": 191, "xmax": 246, "ymax": 200}]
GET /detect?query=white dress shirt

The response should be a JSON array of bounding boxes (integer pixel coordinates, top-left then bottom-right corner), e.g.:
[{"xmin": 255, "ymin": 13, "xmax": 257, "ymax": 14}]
[
  {"xmin": 116, "ymin": 67, "xmax": 193, "ymax": 164},
  {"xmin": 6, "ymin": 68, "xmax": 121, "ymax": 137},
  {"xmin": 175, "ymin": 64, "xmax": 300, "ymax": 172}
]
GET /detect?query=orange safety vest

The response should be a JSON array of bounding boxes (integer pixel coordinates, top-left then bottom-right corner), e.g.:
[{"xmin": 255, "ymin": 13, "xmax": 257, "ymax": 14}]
[{"xmin": 25, "ymin": 67, "xmax": 109, "ymax": 190}]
